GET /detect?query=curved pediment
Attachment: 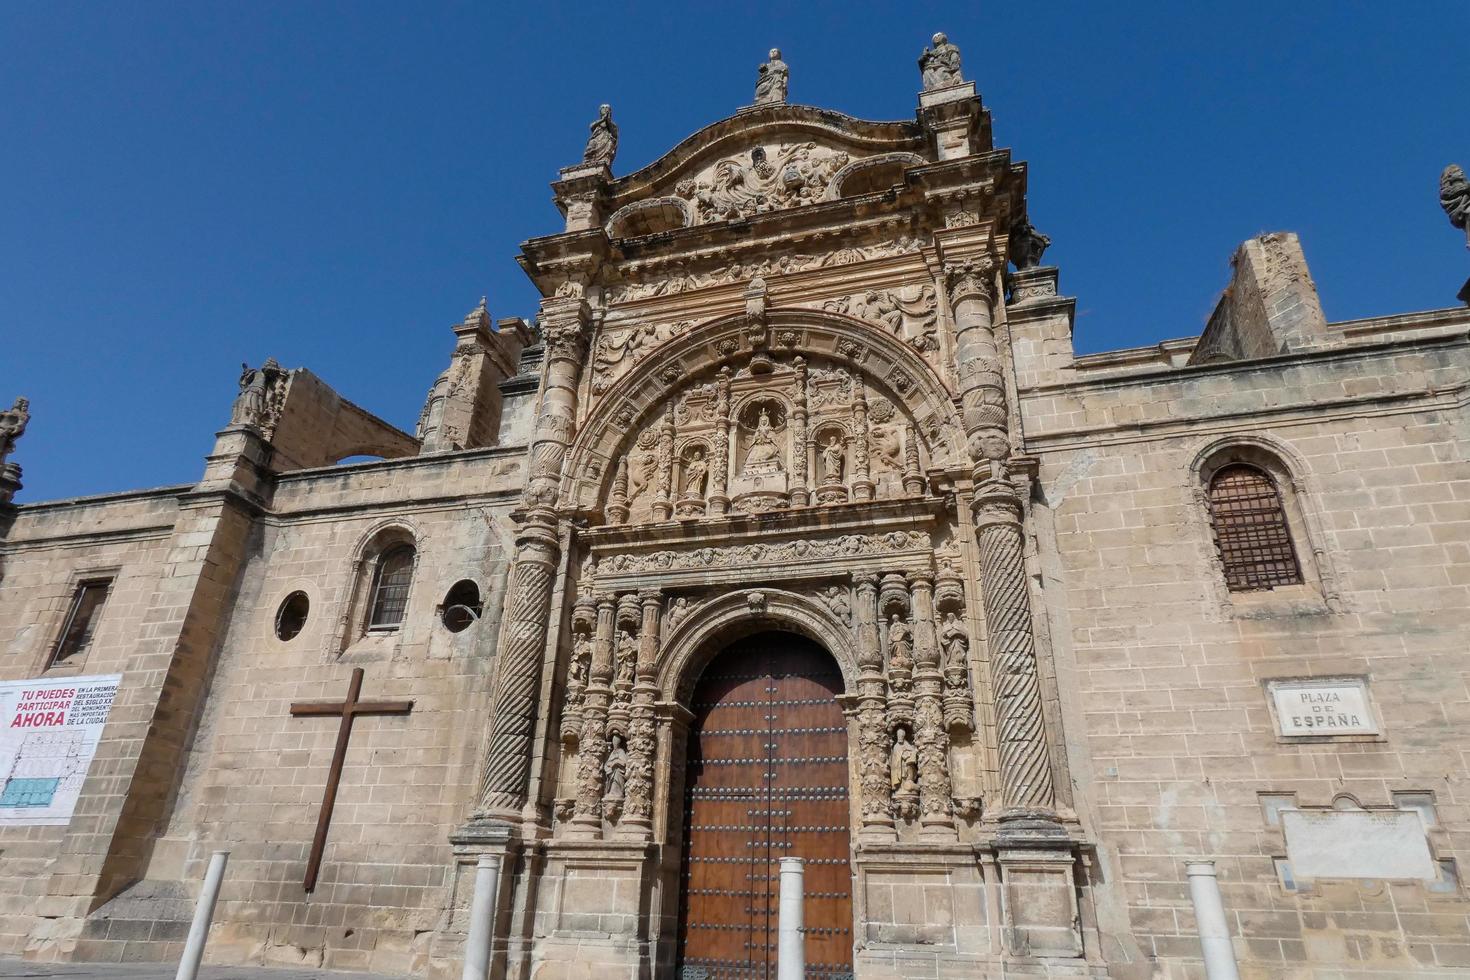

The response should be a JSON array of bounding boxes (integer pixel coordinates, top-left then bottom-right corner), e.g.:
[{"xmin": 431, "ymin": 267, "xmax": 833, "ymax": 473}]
[
  {"xmin": 561, "ymin": 308, "xmax": 966, "ymax": 521},
  {"xmin": 602, "ymin": 105, "xmax": 927, "ymax": 232}
]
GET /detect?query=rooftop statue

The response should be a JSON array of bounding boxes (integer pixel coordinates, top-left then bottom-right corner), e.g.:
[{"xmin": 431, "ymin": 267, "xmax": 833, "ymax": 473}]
[
  {"xmin": 918, "ymin": 32, "xmax": 963, "ymax": 91},
  {"xmin": 582, "ymin": 104, "xmax": 618, "ymax": 168},
  {"xmin": 0, "ymin": 397, "xmax": 29, "ymax": 466},
  {"xmin": 1442, "ymin": 164, "xmax": 1470, "ymax": 248},
  {"xmin": 1010, "ymin": 217, "xmax": 1053, "ymax": 270},
  {"xmin": 754, "ymin": 48, "xmax": 789, "ymax": 106}
]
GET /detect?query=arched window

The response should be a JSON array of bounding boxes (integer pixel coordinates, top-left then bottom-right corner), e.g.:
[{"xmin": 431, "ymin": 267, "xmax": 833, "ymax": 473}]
[
  {"xmin": 1206, "ymin": 464, "xmax": 1303, "ymax": 591},
  {"xmin": 368, "ymin": 545, "xmax": 415, "ymax": 628}
]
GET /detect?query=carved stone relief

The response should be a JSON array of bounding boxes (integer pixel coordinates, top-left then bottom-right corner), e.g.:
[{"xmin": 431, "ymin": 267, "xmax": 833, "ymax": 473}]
[{"xmin": 673, "ymin": 142, "xmax": 849, "ymax": 225}]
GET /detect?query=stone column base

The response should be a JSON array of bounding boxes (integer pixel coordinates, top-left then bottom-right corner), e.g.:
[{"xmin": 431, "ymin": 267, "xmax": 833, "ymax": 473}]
[{"xmin": 530, "ymin": 838, "xmax": 655, "ymax": 980}]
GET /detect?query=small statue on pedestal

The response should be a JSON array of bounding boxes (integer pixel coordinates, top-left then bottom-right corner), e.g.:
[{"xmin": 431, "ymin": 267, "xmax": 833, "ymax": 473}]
[
  {"xmin": 754, "ymin": 49, "xmax": 789, "ymax": 105},
  {"xmin": 918, "ymin": 32, "xmax": 963, "ymax": 91},
  {"xmin": 890, "ymin": 727, "xmax": 919, "ymax": 796},
  {"xmin": 582, "ymin": 104, "xmax": 618, "ymax": 167}
]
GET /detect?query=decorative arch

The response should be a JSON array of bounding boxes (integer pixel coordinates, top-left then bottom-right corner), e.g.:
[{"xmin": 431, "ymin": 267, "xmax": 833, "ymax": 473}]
[
  {"xmin": 825, "ymin": 151, "xmax": 926, "ymax": 200},
  {"xmin": 657, "ymin": 588, "xmax": 858, "ymax": 704},
  {"xmin": 605, "ymin": 196, "xmax": 692, "ymax": 239},
  {"xmin": 561, "ymin": 307, "xmax": 965, "ymax": 514}
]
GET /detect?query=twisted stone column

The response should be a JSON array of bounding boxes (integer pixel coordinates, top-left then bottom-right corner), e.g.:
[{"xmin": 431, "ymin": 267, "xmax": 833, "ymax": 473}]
[
  {"xmin": 944, "ymin": 258, "xmax": 1058, "ymax": 821},
  {"xmin": 653, "ymin": 407, "xmax": 674, "ymax": 521},
  {"xmin": 850, "ymin": 387, "xmax": 874, "ymax": 502},
  {"xmin": 621, "ymin": 590, "xmax": 661, "ymax": 838},
  {"xmin": 909, "ymin": 572, "xmax": 954, "ymax": 836},
  {"xmin": 852, "ymin": 573, "xmax": 894, "ymax": 838},
  {"xmin": 474, "ymin": 297, "xmax": 588, "ymax": 822},
  {"xmin": 974, "ymin": 491, "xmax": 1055, "ymax": 815}
]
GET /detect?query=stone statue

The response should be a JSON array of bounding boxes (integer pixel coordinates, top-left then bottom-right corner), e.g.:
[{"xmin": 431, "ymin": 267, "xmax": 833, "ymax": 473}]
[
  {"xmin": 890, "ymin": 727, "xmax": 919, "ymax": 794},
  {"xmin": 603, "ymin": 732, "xmax": 629, "ymax": 799},
  {"xmin": 941, "ymin": 612, "xmax": 969, "ymax": 672},
  {"xmin": 820, "ymin": 586, "xmax": 851, "ymax": 625},
  {"xmin": 754, "ymin": 48, "xmax": 789, "ymax": 105},
  {"xmin": 615, "ymin": 630, "xmax": 637, "ymax": 685},
  {"xmin": 0, "ymin": 397, "xmax": 30, "ymax": 466},
  {"xmin": 230, "ymin": 358, "xmax": 283, "ymax": 429},
  {"xmin": 582, "ymin": 104, "xmax": 618, "ymax": 167},
  {"xmin": 742, "ymin": 409, "xmax": 783, "ymax": 474},
  {"xmin": 918, "ymin": 32, "xmax": 963, "ymax": 91},
  {"xmin": 1442, "ymin": 165, "xmax": 1470, "ymax": 247},
  {"xmin": 628, "ymin": 443, "xmax": 658, "ymax": 504},
  {"xmin": 667, "ymin": 597, "xmax": 691, "ymax": 630},
  {"xmin": 887, "ymin": 615, "xmax": 913, "ymax": 671},
  {"xmin": 820, "ymin": 434, "xmax": 845, "ymax": 482},
  {"xmin": 683, "ymin": 448, "xmax": 709, "ymax": 496},
  {"xmin": 1010, "ymin": 217, "xmax": 1052, "ymax": 270}
]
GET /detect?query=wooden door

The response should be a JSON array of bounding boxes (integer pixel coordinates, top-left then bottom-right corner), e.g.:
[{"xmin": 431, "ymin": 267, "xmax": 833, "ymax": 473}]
[{"xmin": 676, "ymin": 633, "xmax": 853, "ymax": 980}]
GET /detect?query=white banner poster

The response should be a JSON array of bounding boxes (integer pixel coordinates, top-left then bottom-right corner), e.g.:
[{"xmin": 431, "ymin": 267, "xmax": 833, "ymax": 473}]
[{"xmin": 0, "ymin": 673, "xmax": 122, "ymax": 826}]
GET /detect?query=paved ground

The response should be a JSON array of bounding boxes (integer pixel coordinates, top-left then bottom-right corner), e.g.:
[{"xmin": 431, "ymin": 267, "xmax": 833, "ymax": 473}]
[{"xmin": 0, "ymin": 962, "xmax": 407, "ymax": 979}]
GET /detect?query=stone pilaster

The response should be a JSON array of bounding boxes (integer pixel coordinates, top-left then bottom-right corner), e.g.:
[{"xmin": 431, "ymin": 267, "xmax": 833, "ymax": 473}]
[
  {"xmin": 790, "ymin": 357, "xmax": 810, "ymax": 507},
  {"xmin": 621, "ymin": 590, "xmax": 661, "ymax": 839},
  {"xmin": 909, "ymin": 571, "xmax": 954, "ymax": 838},
  {"xmin": 852, "ymin": 573, "xmax": 894, "ymax": 839},
  {"xmin": 569, "ymin": 595, "xmax": 616, "ymax": 837},
  {"xmin": 850, "ymin": 386, "xmax": 874, "ymax": 502},
  {"xmin": 473, "ymin": 296, "xmax": 589, "ymax": 823},
  {"xmin": 708, "ymin": 366, "xmax": 732, "ymax": 516},
  {"xmin": 652, "ymin": 407, "xmax": 675, "ymax": 521}
]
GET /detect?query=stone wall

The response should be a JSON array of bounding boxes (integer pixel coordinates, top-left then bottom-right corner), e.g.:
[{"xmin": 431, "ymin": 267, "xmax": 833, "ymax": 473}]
[{"xmin": 1015, "ymin": 294, "xmax": 1470, "ymax": 976}]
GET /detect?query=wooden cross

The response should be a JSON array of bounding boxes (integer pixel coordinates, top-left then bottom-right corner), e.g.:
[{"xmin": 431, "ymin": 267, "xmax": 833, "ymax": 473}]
[{"xmin": 289, "ymin": 667, "xmax": 414, "ymax": 892}]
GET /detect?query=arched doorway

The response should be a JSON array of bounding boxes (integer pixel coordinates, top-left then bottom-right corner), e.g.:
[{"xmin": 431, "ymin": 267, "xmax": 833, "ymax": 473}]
[{"xmin": 675, "ymin": 632, "xmax": 854, "ymax": 979}]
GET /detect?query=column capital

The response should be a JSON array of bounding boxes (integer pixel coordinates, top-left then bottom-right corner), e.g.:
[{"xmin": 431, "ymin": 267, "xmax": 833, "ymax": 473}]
[{"xmin": 944, "ymin": 255, "xmax": 998, "ymax": 305}]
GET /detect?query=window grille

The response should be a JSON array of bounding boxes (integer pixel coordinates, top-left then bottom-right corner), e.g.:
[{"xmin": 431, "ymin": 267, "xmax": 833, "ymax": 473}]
[
  {"xmin": 368, "ymin": 546, "xmax": 415, "ymax": 628},
  {"xmin": 1207, "ymin": 464, "xmax": 1303, "ymax": 591},
  {"xmin": 51, "ymin": 579, "xmax": 112, "ymax": 665}
]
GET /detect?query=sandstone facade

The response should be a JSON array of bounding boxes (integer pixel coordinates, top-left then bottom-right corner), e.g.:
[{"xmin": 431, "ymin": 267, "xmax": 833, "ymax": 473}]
[{"xmin": 0, "ymin": 37, "xmax": 1466, "ymax": 980}]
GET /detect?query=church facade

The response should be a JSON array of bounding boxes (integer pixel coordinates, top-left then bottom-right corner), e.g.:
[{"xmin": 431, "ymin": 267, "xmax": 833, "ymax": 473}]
[{"xmin": 2, "ymin": 35, "xmax": 1468, "ymax": 980}]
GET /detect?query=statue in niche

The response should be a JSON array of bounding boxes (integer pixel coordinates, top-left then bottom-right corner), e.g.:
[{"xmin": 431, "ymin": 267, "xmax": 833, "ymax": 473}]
[
  {"xmin": 887, "ymin": 615, "xmax": 913, "ymax": 672},
  {"xmin": 567, "ymin": 632, "xmax": 592, "ymax": 700},
  {"xmin": 0, "ymin": 397, "xmax": 29, "ymax": 465},
  {"xmin": 582, "ymin": 104, "xmax": 618, "ymax": 167},
  {"xmin": 754, "ymin": 48, "xmax": 789, "ymax": 105},
  {"xmin": 819, "ymin": 434, "xmax": 845, "ymax": 483},
  {"xmin": 231, "ymin": 358, "xmax": 283, "ymax": 428},
  {"xmin": 890, "ymin": 727, "xmax": 919, "ymax": 794},
  {"xmin": 683, "ymin": 448, "xmax": 710, "ymax": 497},
  {"xmin": 819, "ymin": 586, "xmax": 851, "ymax": 624},
  {"xmin": 1442, "ymin": 164, "xmax": 1470, "ymax": 246},
  {"xmin": 667, "ymin": 597, "xmax": 692, "ymax": 631},
  {"xmin": 604, "ymin": 732, "xmax": 629, "ymax": 799},
  {"xmin": 918, "ymin": 32, "xmax": 963, "ymax": 91},
  {"xmin": 941, "ymin": 612, "xmax": 969, "ymax": 673},
  {"xmin": 615, "ymin": 629, "xmax": 637, "ymax": 685},
  {"xmin": 741, "ymin": 409, "xmax": 784, "ymax": 475}
]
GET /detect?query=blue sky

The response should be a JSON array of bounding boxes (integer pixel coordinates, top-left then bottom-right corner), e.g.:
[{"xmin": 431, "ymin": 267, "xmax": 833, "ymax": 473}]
[{"xmin": 3, "ymin": 2, "xmax": 1465, "ymax": 502}]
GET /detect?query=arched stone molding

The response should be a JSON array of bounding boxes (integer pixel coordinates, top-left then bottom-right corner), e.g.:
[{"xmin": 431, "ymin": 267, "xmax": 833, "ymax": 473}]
[
  {"xmin": 1187, "ymin": 432, "xmax": 1344, "ymax": 612},
  {"xmin": 328, "ymin": 518, "xmax": 425, "ymax": 659},
  {"xmin": 657, "ymin": 588, "xmax": 857, "ymax": 704},
  {"xmin": 560, "ymin": 308, "xmax": 967, "ymax": 515},
  {"xmin": 824, "ymin": 152, "xmax": 927, "ymax": 200},
  {"xmin": 604, "ymin": 196, "xmax": 692, "ymax": 239},
  {"xmin": 603, "ymin": 104, "xmax": 926, "ymax": 205}
]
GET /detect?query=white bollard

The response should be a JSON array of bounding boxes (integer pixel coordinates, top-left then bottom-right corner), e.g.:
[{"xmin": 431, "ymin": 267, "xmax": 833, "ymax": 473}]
[
  {"xmin": 461, "ymin": 852, "xmax": 503, "ymax": 980},
  {"xmin": 1186, "ymin": 861, "xmax": 1241, "ymax": 980},
  {"xmin": 777, "ymin": 856, "xmax": 805, "ymax": 980},
  {"xmin": 175, "ymin": 850, "xmax": 229, "ymax": 980}
]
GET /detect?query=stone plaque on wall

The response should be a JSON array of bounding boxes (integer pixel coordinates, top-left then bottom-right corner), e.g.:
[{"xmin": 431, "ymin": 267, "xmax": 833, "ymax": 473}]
[
  {"xmin": 1267, "ymin": 677, "xmax": 1379, "ymax": 737},
  {"xmin": 1283, "ymin": 810, "xmax": 1437, "ymax": 880}
]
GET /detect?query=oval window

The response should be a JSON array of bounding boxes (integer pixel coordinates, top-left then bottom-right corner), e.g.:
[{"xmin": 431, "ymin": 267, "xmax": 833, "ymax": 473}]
[
  {"xmin": 275, "ymin": 591, "xmax": 310, "ymax": 641},
  {"xmin": 441, "ymin": 580, "xmax": 482, "ymax": 633}
]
